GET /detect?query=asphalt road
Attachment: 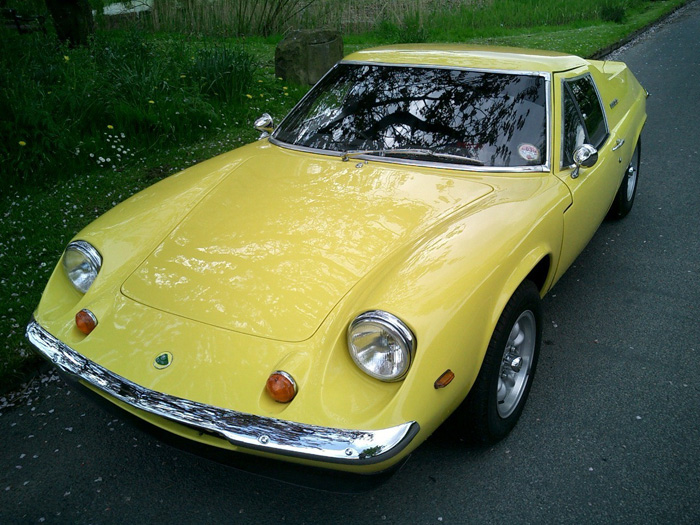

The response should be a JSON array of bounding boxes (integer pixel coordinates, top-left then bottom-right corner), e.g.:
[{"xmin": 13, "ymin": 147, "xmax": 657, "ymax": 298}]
[{"xmin": 2, "ymin": 3, "xmax": 699, "ymax": 523}]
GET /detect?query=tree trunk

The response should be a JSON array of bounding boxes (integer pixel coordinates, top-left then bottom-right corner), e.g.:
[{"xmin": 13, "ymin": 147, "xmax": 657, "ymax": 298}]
[{"xmin": 44, "ymin": 0, "xmax": 94, "ymax": 47}]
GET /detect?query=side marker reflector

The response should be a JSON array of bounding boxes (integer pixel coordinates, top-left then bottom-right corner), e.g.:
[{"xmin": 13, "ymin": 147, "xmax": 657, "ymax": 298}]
[{"xmin": 434, "ymin": 369, "xmax": 455, "ymax": 389}]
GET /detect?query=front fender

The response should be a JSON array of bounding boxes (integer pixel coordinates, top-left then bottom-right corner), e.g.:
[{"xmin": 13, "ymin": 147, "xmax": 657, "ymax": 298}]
[
  {"xmin": 319, "ymin": 171, "xmax": 570, "ymax": 440},
  {"xmin": 34, "ymin": 146, "xmax": 255, "ymax": 329}
]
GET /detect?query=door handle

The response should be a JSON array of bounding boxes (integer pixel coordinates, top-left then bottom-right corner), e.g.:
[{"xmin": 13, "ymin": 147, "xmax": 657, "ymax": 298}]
[{"xmin": 612, "ymin": 138, "xmax": 625, "ymax": 151}]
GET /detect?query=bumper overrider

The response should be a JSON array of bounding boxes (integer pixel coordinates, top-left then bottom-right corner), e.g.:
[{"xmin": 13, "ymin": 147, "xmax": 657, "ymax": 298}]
[{"xmin": 25, "ymin": 318, "xmax": 419, "ymax": 468}]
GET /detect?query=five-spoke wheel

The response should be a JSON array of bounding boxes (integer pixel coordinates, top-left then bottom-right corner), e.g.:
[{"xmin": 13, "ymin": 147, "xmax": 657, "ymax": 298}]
[{"xmin": 497, "ymin": 310, "xmax": 537, "ymax": 418}]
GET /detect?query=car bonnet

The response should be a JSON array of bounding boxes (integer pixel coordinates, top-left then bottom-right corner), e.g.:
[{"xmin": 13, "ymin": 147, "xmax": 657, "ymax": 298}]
[{"xmin": 121, "ymin": 147, "xmax": 493, "ymax": 342}]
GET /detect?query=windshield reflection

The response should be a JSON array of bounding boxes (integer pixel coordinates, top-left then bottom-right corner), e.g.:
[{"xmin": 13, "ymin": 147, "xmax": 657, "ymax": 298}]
[{"xmin": 274, "ymin": 64, "xmax": 547, "ymax": 168}]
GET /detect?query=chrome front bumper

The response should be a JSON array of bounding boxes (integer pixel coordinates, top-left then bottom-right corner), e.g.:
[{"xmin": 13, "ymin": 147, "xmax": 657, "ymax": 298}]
[{"xmin": 26, "ymin": 319, "xmax": 419, "ymax": 466}]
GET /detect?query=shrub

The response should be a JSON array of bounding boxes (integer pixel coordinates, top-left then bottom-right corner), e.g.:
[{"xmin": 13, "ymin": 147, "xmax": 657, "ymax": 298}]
[
  {"xmin": 375, "ymin": 11, "xmax": 427, "ymax": 43},
  {"xmin": 601, "ymin": 2, "xmax": 627, "ymax": 23}
]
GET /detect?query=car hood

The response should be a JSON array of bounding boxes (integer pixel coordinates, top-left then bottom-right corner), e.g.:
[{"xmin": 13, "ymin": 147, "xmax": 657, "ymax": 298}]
[{"xmin": 121, "ymin": 146, "xmax": 493, "ymax": 341}]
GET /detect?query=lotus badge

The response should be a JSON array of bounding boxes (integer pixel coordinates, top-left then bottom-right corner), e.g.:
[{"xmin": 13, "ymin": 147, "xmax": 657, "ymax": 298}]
[{"xmin": 154, "ymin": 352, "xmax": 173, "ymax": 369}]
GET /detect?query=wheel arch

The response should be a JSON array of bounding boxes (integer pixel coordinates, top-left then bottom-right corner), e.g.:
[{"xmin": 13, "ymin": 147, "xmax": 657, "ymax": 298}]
[
  {"xmin": 453, "ymin": 249, "xmax": 553, "ymax": 403},
  {"xmin": 525, "ymin": 254, "xmax": 551, "ymax": 296},
  {"xmin": 494, "ymin": 250, "xmax": 553, "ymax": 325}
]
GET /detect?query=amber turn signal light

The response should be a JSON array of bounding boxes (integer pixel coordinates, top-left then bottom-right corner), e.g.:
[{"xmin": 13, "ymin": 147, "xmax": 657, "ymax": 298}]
[
  {"xmin": 434, "ymin": 369, "xmax": 455, "ymax": 389},
  {"xmin": 266, "ymin": 371, "xmax": 297, "ymax": 403},
  {"xmin": 75, "ymin": 308, "xmax": 98, "ymax": 335}
]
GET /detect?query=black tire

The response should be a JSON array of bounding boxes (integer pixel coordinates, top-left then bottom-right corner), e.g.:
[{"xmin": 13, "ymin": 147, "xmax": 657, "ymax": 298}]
[
  {"xmin": 459, "ymin": 280, "xmax": 542, "ymax": 444},
  {"xmin": 608, "ymin": 139, "xmax": 641, "ymax": 219}
]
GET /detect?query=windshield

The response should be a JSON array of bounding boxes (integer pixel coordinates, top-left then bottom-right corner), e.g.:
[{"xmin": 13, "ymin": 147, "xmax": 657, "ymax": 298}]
[{"xmin": 273, "ymin": 63, "xmax": 548, "ymax": 168}]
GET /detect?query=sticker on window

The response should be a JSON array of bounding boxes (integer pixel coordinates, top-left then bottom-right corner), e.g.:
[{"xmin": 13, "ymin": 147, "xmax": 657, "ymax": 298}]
[{"xmin": 518, "ymin": 143, "xmax": 540, "ymax": 163}]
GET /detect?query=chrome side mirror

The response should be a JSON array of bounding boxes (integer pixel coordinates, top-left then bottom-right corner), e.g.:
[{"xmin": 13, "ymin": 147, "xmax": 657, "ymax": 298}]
[
  {"xmin": 571, "ymin": 144, "xmax": 598, "ymax": 179},
  {"xmin": 254, "ymin": 113, "xmax": 274, "ymax": 138}
]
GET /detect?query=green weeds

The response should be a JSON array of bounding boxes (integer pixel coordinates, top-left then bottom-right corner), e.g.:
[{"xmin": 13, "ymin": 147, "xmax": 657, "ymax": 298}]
[
  {"xmin": 0, "ymin": 30, "xmax": 256, "ymax": 189},
  {"xmin": 150, "ymin": 0, "xmax": 317, "ymax": 37},
  {"xmin": 189, "ymin": 44, "xmax": 256, "ymax": 103}
]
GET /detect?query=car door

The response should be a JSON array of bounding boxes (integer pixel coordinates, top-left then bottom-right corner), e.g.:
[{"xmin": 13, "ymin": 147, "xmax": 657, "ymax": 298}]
[{"xmin": 552, "ymin": 70, "xmax": 621, "ymax": 281}]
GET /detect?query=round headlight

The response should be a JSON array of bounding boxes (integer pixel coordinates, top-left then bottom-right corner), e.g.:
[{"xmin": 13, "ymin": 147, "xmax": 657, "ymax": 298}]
[
  {"xmin": 347, "ymin": 311, "xmax": 416, "ymax": 382},
  {"xmin": 62, "ymin": 240, "xmax": 102, "ymax": 293}
]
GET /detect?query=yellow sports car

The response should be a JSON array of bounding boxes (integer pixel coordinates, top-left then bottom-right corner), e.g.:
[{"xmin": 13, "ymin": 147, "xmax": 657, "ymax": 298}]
[{"xmin": 26, "ymin": 45, "xmax": 647, "ymax": 477}]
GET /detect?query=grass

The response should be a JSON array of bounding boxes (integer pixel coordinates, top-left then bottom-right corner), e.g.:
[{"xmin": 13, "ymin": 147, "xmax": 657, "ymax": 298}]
[
  {"xmin": 0, "ymin": 30, "xmax": 262, "ymax": 190},
  {"xmin": 292, "ymin": 0, "xmax": 653, "ymax": 37},
  {"xmin": 0, "ymin": 0, "xmax": 689, "ymax": 394},
  {"xmin": 341, "ymin": 0, "xmax": 684, "ymax": 53}
]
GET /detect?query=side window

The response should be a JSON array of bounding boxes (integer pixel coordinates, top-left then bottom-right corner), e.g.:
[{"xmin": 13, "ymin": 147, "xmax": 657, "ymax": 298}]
[
  {"xmin": 562, "ymin": 87, "xmax": 587, "ymax": 166},
  {"xmin": 564, "ymin": 75, "xmax": 609, "ymax": 155}
]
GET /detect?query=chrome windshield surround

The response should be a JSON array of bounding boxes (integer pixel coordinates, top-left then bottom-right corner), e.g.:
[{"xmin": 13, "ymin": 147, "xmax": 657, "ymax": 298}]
[
  {"xmin": 270, "ymin": 61, "xmax": 552, "ymax": 174},
  {"xmin": 26, "ymin": 319, "xmax": 419, "ymax": 466},
  {"xmin": 269, "ymin": 139, "xmax": 550, "ymax": 173}
]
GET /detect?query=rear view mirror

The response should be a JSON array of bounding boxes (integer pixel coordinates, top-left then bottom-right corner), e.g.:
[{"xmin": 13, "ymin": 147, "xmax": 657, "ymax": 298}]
[
  {"xmin": 254, "ymin": 113, "xmax": 274, "ymax": 138},
  {"xmin": 571, "ymin": 144, "xmax": 598, "ymax": 178}
]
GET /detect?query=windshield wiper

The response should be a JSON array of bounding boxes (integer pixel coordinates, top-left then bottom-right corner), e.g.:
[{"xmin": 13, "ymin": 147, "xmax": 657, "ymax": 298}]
[{"xmin": 341, "ymin": 148, "xmax": 484, "ymax": 166}]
